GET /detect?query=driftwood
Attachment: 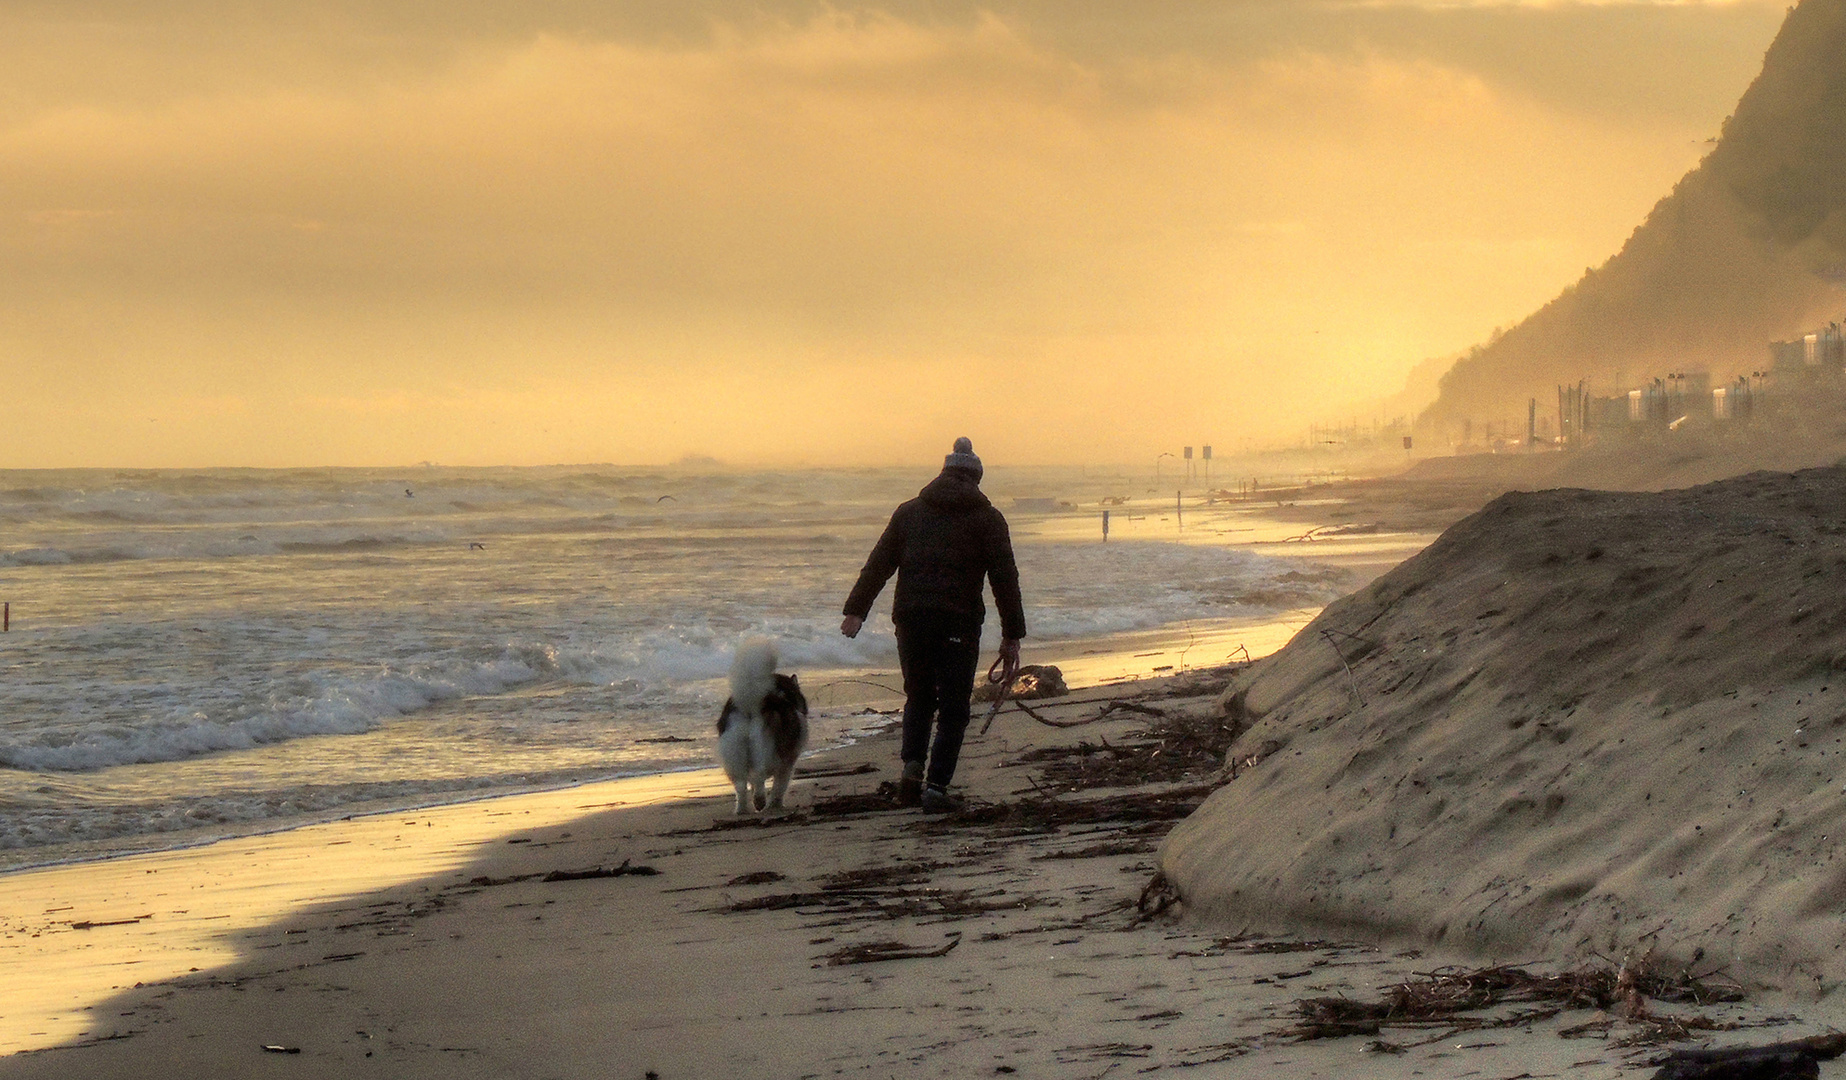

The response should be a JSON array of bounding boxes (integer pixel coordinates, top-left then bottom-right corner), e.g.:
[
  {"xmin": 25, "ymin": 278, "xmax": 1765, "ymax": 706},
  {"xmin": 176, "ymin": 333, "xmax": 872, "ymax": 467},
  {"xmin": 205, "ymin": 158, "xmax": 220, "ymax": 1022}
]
[
  {"xmin": 1649, "ymin": 1033, "xmax": 1846, "ymax": 1080},
  {"xmin": 541, "ymin": 860, "xmax": 660, "ymax": 882},
  {"xmin": 1097, "ymin": 700, "xmax": 1167, "ymax": 719},
  {"xmin": 817, "ymin": 936, "xmax": 961, "ymax": 966},
  {"xmin": 1008, "ymin": 699, "xmax": 1101, "ymax": 729},
  {"xmin": 794, "ymin": 762, "xmax": 879, "ymax": 778},
  {"xmin": 469, "ymin": 859, "xmax": 659, "ymax": 888}
]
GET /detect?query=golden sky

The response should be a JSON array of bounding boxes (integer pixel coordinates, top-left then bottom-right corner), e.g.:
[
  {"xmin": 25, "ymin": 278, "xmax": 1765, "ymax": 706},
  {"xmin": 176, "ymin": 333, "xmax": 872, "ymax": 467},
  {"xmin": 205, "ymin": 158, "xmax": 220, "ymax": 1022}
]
[{"xmin": 1, "ymin": 0, "xmax": 1788, "ymax": 467}]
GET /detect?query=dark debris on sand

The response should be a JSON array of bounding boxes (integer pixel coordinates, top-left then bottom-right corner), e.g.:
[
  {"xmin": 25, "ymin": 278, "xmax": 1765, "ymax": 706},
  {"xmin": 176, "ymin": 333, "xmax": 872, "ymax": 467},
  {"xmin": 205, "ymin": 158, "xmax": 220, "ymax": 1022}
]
[
  {"xmin": 1004, "ymin": 707, "xmax": 1244, "ymax": 789},
  {"xmin": 910, "ymin": 785, "xmax": 1217, "ymax": 835},
  {"xmin": 1273, "ymin": 958, "xmax": 1751, "ymax": 1047}
]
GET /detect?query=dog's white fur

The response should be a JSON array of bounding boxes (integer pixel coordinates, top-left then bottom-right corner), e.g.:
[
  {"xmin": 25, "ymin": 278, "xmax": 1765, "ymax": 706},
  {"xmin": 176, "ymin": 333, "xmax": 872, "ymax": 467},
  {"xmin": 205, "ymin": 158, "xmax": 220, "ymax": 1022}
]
[{"xmin": 717, "ymin": 637, "xmax": 808, "ymax": 815}]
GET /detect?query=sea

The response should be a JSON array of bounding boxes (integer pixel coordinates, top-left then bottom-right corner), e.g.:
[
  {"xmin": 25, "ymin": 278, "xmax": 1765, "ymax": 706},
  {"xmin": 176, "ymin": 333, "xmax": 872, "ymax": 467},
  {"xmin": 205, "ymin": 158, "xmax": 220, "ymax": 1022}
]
[{"xmin": 0, "ymin": 465, "xmax": 1353, "ymax": 870}]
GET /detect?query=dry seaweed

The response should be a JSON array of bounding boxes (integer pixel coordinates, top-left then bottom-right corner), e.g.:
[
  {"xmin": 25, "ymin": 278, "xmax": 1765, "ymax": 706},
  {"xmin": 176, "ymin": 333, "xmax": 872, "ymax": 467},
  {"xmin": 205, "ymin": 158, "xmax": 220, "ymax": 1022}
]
[
  {"xmin": 1055, "ymin": 1042, "xmax": 1154, "ymax": 1062},
  {"xmin": 467, "ymin": 859, "xmax": 659, "ymax": 888},
  {"xmin": 911, "ymin": 785, "xmax": 1215, "ymax": 835},
  {"xmin": 818, "ymin": 863, "xmax": 944, "ymax": 891},
  {"xmin": 724, "ymin": 885, "xmax": 1047, "ymax": 922},
  {"xmin": 541, "ymin": 860, "xmax": 660, "ymax": 882},
  {"xmin": 725, "ymin": 891, "xmax": 831, "ymax": 912},
  {"xmin": 1031, "ymin": 840, "xmax": 1159, "ymax": 861},
  {"xmin": 1137, "ymin": 871, "xmax": 1180, "ymax": 917},
  {"xmin": 1613, "ymin": 1013, "xmax": 1737, "ymax": 1049},
  {"xmin": 1006, "ymin": 709, "xmax": 1243, "ymax": 788},
  {"xmin": 725, "ymin": 871, "xmax": 786, "ymax": 886},
  {"xmin": 1274, "ymin": 959, "xmax": 1748, "ymax": 1045},
  {"xmin": 1168, "ymin": 936, "xmax": 1369, "ymax": 958},
  {"xmin": 808, "ymin": 786, "xmax": 905, "ymax": 816},
  {"xmin": 701, "ymin": 812, "xmax": 810, "ymax": 832}
]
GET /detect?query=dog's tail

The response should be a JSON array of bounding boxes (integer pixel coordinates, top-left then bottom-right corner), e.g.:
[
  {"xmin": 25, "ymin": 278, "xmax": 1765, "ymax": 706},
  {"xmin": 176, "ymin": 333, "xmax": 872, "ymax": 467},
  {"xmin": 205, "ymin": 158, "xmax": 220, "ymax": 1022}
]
[{"xmin": 729, "ymin": 636, "xmax": 780, "ymax": 710}]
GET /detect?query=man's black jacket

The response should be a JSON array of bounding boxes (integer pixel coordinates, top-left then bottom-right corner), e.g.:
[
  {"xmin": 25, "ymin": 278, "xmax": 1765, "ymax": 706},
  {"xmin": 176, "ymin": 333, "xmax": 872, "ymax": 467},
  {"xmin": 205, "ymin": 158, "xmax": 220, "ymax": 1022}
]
[{"xmin": 842, "ymin": 471, "xmax": 1027, "ymax": 639}]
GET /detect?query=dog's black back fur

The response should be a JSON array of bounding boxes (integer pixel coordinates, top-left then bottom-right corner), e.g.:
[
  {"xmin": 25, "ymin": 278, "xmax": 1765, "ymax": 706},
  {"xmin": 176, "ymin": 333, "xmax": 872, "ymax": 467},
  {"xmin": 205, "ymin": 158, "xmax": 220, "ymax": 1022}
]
[{"xmin": 715, "ymin": 673, "xmax": 808, "ymax": 762}]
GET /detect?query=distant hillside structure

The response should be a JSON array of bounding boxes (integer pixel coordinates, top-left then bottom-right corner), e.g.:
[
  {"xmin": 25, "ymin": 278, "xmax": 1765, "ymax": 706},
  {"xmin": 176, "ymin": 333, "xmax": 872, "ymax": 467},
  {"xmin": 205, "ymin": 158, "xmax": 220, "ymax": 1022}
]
[
  {"xmin": 1535, "ymin": 313, "xmax": 1846, "ymax": 452},
  {"xmin": 1419, "ymin": 0, "xmax": 1846, "ymax": 449}
]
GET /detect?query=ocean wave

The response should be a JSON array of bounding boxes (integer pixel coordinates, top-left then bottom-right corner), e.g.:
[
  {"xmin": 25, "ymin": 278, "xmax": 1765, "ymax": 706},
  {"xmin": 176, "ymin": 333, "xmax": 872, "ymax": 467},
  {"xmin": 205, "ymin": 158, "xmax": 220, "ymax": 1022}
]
[
  {"xmin": 275, "ymin": 537, "xmax": 409, "ymax": 554},
  {"xmin": 0, "ymin": 529, "xmax": 461, "ymax": 567},
  {"xmin": 0, "ymin": 642, "xmax": 571, "ymax": 772},
  {"xmin": 1, "ymin": 547, "xmax": 74, "ymax": 566}
]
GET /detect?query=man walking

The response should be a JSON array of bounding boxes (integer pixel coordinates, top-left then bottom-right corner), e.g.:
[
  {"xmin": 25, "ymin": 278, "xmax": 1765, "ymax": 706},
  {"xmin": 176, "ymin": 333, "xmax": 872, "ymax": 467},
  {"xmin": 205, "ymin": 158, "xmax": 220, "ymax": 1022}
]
[{"xmin": 841, "ymin": 438, "xmax": 1026, "ymax": 811}]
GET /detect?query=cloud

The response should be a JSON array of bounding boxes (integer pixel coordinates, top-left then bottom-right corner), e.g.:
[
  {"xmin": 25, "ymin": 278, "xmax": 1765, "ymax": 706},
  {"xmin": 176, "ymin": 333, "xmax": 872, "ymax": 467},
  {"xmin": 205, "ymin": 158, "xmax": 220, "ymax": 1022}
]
[{"xmin": 0, "ymin": 1, "xmax": 1790, "ymax": 465}]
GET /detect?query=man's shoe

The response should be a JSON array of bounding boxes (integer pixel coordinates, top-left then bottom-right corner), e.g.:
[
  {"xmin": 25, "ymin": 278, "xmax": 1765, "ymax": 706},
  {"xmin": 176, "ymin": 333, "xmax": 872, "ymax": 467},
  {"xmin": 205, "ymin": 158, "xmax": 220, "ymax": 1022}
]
[
  {"xmin": 920, "ymin": 786, "xmax": 963, "ymax": 814},
  {"xmin": 896, "ymin": 761, "xmax": 926, "ymax": 807}
]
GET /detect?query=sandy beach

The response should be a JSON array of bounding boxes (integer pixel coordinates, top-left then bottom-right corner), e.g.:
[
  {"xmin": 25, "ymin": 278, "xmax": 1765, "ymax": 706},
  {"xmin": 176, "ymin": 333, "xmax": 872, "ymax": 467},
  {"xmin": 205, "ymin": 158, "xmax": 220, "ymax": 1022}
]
[{"xmin": 3, "ymin": 670, "xmax": 1841, "ymax": 1079}]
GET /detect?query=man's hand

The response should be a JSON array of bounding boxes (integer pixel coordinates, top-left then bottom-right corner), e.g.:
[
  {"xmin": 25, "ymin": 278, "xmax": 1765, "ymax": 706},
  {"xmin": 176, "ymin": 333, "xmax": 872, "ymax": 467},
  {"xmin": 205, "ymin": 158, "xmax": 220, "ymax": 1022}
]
[
  {"xmin": 841, "ymin": 615, "xmax": 864, "ymax": 638},
  {"xmin": 999, "ymin": 637, "xmax": 1021, "ymax": 665}
]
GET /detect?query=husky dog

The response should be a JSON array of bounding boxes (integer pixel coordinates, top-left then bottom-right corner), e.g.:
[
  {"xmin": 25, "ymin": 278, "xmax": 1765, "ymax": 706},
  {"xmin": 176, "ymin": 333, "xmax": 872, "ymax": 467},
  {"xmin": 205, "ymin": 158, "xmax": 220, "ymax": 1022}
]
[{"xmin": 716, "ymin": 638, "xmax": 809, "ymax": 815}]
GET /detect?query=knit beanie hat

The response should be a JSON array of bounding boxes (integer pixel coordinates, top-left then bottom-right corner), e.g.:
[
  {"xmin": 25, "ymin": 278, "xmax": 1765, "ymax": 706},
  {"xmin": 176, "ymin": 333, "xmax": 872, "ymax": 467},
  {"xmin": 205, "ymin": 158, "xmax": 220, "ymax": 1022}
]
[{"xmin": 943, "ymin": 437, "xmax": 983, "ymax": 480}]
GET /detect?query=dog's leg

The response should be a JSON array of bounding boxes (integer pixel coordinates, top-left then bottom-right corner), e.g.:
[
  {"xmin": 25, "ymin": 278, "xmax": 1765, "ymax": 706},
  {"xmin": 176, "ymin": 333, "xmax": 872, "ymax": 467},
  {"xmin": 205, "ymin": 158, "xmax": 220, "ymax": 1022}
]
[
  {"xmin": 731, "ymin": 777, "xmax": 755, "ymax": 816},
  {"xmin": 766, "ymin": 763, "xmax": 793, "ymax": 811}
]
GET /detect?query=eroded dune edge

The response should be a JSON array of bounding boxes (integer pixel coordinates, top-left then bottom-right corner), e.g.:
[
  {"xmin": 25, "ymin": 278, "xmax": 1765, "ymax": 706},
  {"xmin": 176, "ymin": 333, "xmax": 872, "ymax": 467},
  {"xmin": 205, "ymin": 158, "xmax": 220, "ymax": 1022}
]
[{"xmin": 1163, "ymin": 465, "xmax": 1846, "ymax": 996}]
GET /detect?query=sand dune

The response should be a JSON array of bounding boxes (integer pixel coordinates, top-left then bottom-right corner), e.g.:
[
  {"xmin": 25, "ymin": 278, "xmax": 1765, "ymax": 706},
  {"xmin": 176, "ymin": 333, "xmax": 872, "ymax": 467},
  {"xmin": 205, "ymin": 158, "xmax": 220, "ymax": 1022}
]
[{"xmin": 1163, "ymin": 465, "xmax": 1846, "ymax": 995}]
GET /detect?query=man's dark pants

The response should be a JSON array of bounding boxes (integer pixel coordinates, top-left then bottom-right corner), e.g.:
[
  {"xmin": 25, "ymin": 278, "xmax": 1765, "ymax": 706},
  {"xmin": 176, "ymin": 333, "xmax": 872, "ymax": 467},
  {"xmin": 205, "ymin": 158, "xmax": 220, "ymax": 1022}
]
[{"xmin": 895, "ymin": 613, "xmax": 983, "ymax": 790}]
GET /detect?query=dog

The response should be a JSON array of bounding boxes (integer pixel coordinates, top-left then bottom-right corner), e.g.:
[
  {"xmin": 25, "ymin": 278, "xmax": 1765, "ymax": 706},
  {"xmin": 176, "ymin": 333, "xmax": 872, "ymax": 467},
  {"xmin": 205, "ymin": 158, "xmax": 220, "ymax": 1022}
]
[{"xmin": 716, "ymin": 637, "xmax": 809, "ymax": 815}]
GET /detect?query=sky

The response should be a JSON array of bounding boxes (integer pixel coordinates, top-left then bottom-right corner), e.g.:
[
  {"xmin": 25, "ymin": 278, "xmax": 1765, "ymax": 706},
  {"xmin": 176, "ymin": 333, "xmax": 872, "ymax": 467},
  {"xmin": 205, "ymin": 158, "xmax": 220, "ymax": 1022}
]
[{"xmin": 0, "ymin": 0, "xmax": 1791, "ymax": 468}]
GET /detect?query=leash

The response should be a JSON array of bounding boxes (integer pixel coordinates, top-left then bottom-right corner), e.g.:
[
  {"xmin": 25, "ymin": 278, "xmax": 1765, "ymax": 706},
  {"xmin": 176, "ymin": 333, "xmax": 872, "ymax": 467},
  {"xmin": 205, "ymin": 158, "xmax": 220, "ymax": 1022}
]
[{"xmin": 977, "ymin": 650, "xmax": 1021, "ymax": 736}]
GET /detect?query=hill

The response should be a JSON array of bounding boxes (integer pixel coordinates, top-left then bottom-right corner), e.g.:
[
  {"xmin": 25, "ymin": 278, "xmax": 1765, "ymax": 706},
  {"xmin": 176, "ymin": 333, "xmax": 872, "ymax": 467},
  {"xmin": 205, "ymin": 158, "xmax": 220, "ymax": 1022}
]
[{"xmin": 1424, "ymin": 0, "xmax": 1846, "ymax": 434}]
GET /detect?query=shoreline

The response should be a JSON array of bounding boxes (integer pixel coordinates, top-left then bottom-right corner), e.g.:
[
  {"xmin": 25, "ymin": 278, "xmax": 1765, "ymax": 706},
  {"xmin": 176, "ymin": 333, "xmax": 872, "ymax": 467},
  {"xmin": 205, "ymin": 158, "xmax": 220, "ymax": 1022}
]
[{"xmin": 0, "ymin": 580, "xmax": 1371, "ymax": 879}]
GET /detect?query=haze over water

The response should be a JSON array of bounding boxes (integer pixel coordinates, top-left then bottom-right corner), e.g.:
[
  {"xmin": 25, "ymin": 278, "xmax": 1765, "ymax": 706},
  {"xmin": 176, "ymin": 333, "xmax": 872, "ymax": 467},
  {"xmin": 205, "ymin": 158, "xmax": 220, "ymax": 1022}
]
[{"xmin": 1, "ymin": 2, "xmax": 1789, "ymax": 467}]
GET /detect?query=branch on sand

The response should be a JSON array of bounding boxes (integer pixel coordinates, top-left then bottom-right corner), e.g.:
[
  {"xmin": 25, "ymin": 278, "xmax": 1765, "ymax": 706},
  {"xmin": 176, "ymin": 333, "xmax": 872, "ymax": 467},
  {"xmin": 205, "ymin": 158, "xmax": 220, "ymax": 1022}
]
[
  {"xmin": 1648, "ymin": 1033, "xmax": 1846, "ymax": 1080},
  {"xmin": 468, "ymin": 859, "xmax": 660, "ymax": 887},
  {"xmin": 815, "ymin": 935, "xmax": 961, "ymax": 966}
]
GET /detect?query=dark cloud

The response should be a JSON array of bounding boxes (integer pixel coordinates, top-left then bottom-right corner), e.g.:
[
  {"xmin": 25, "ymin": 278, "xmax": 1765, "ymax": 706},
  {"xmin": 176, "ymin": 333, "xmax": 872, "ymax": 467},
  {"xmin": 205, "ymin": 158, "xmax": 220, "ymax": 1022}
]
[{"xmin": 2, "ymin": 1, "xmax": 1785, "ymax": 123}]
